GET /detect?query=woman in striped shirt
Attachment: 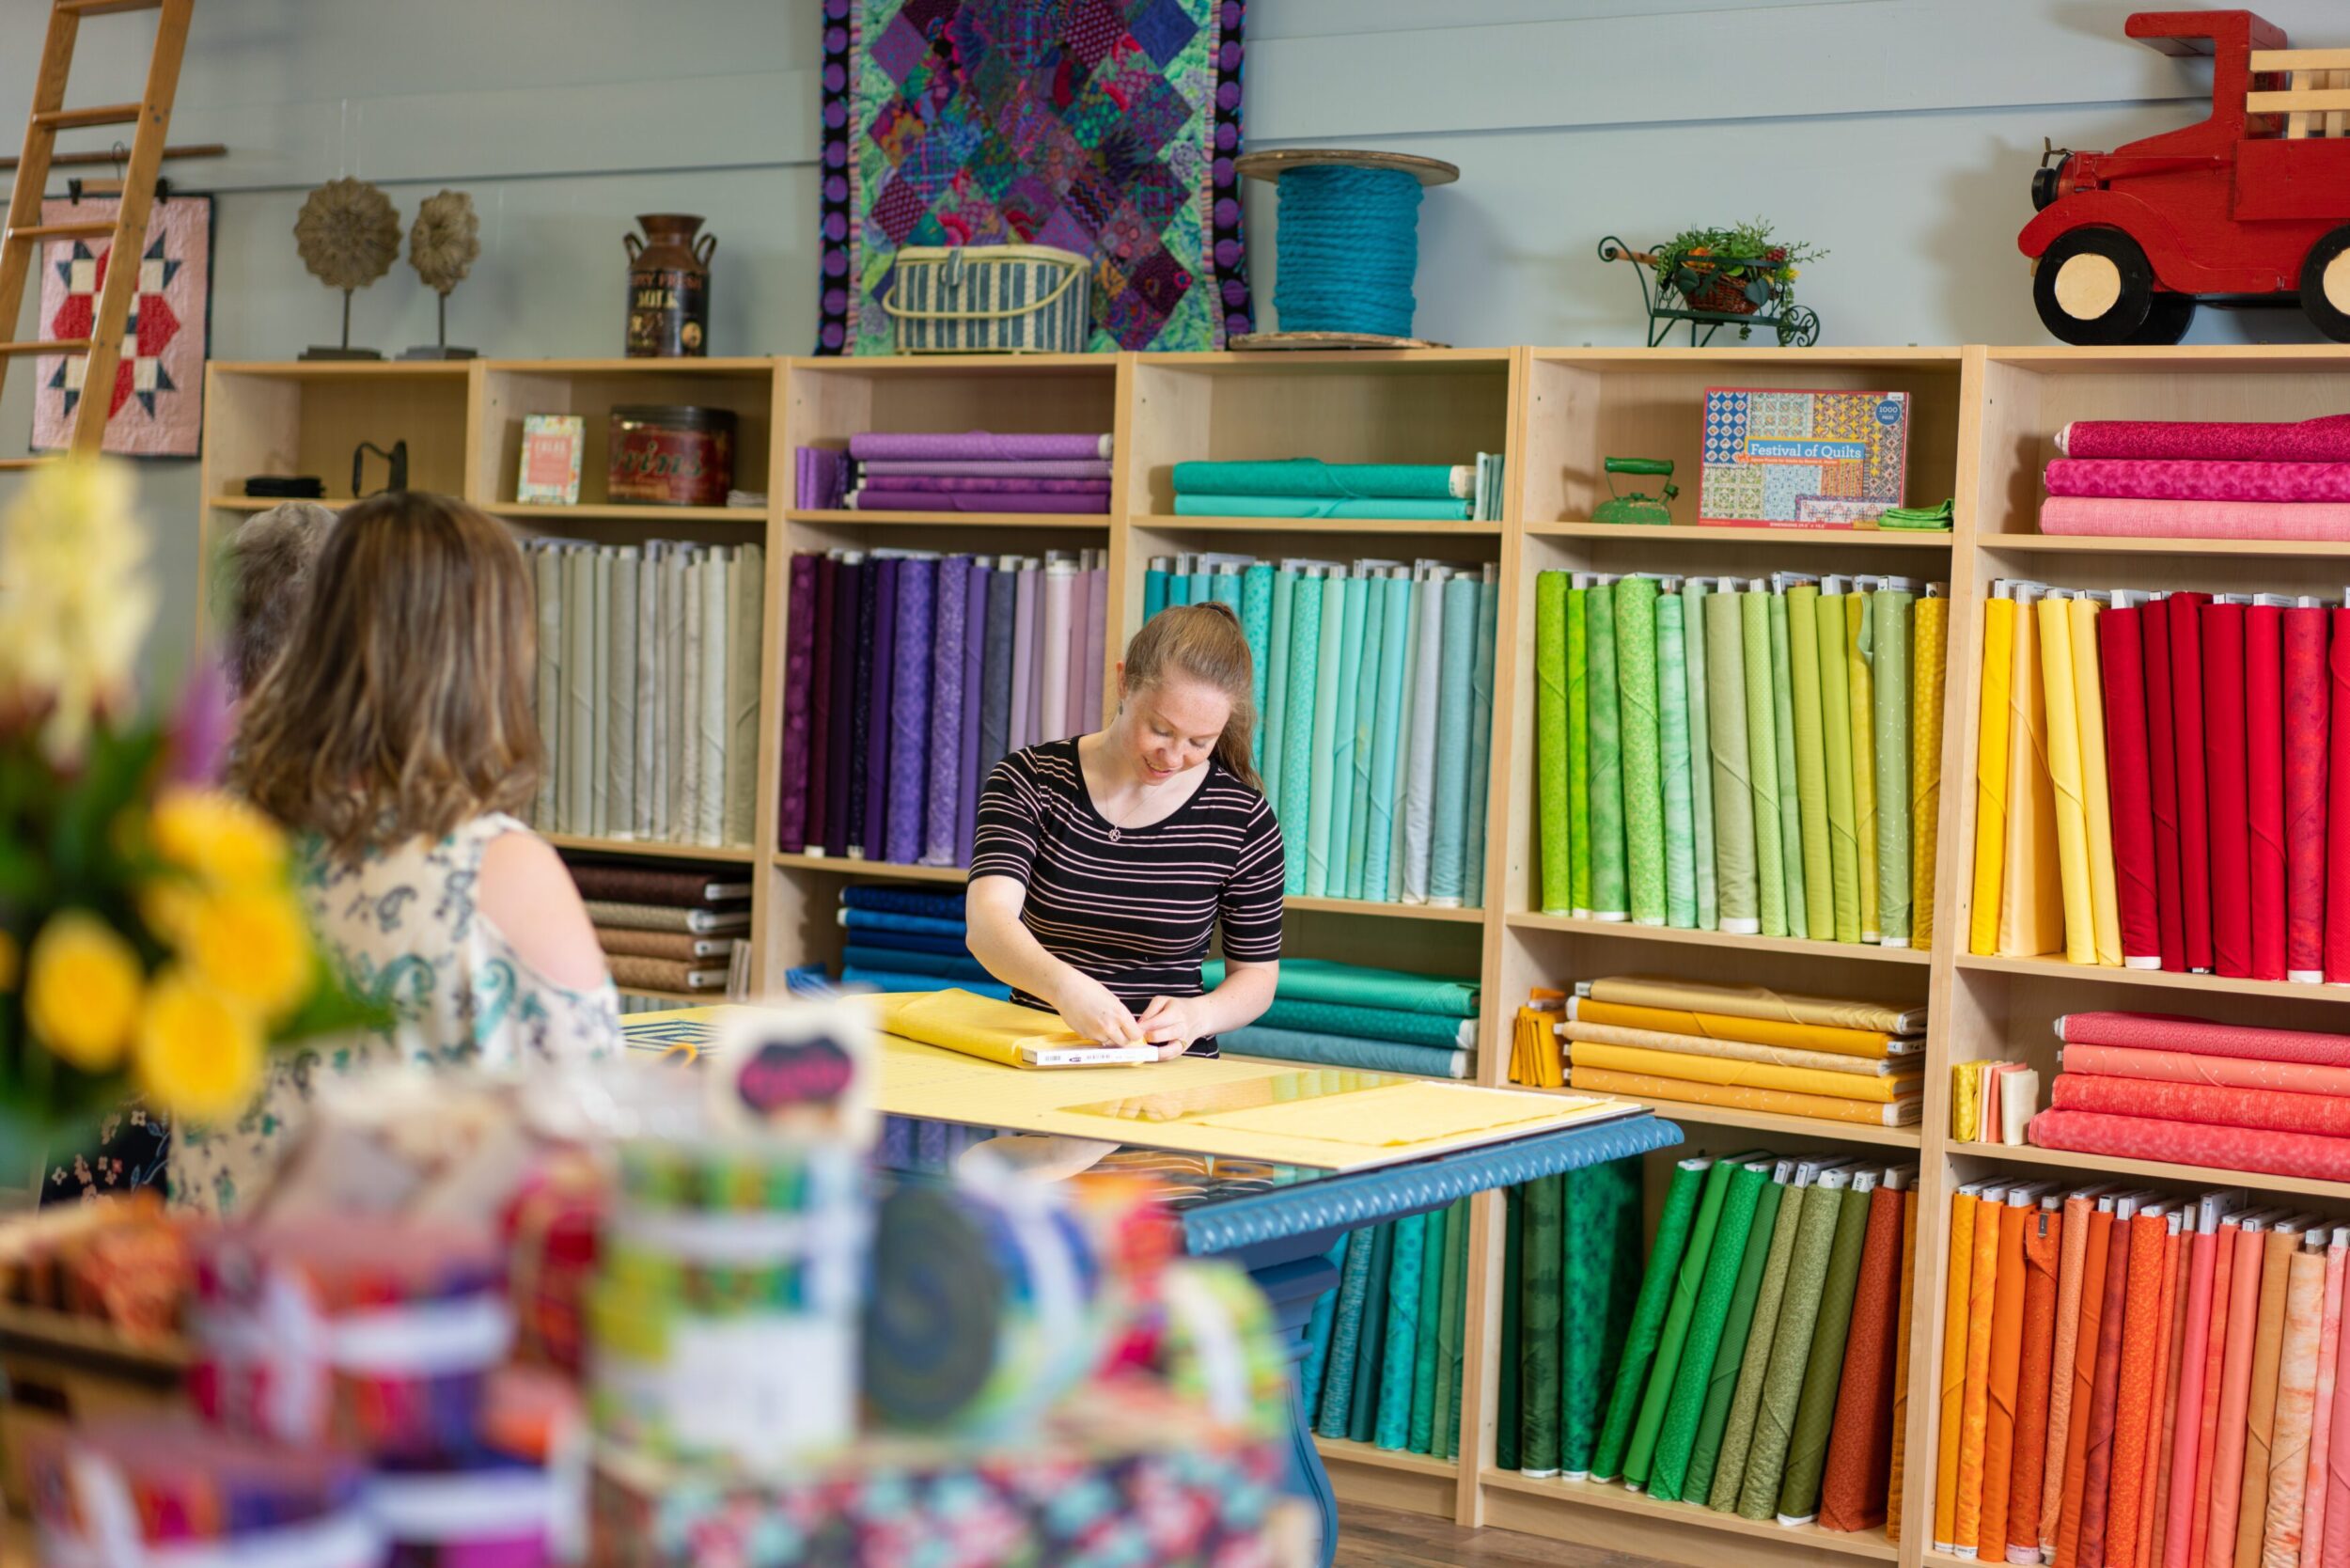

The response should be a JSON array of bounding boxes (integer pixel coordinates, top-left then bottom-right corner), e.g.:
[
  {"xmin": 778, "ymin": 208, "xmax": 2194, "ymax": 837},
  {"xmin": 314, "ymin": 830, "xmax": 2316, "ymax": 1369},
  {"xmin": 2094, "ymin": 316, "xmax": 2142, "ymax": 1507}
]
[{"xmin": 967, "ymin": 603, "xmax": 1283, "ymax": 1056}]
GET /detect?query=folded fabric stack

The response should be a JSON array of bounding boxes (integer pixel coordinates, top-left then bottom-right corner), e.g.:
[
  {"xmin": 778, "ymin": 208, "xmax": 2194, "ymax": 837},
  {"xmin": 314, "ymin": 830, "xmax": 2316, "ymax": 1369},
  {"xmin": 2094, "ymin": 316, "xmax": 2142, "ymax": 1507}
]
[
  {"xmin": 795, "ymin": 431, "xmax": 1115, "ymax": 515},
  {"xmin": 2031, "ymin": 1011, "xmax": 2350, "ymax": 1182},
  {"xmin": 1516, "ymin": 974, "xmax": 1925, "ymax": 1129},
  {"xmin": 566, "ymin": 857, "xmax": 750, "ymax": 996},
  {"xmin": 1534, "ymin": 571, "xmax": 1949, "ymax": 948},
  {"xmin": 776, "ymin": 547, "xmax": 1108, "ymax": 868},
  {"xmin": 1949, "ymin": 1058, "xmax": 2040, "ymax": 1146},
  {"xmin": 1170, "ymin": 455, "xmax": 1505, "ymax": 522},
  {"xmin": 1930, "ymin": 1184, "xmax": 2350, "ymax": 1568},
  {"xmin": 525, "ymin": 538, "xmax": 765, "ymax": 849},
  {"xmin": 1296, "ymin": 1199, "xmax": 1476, "ymax": 1458},
  {"xmin": 2040, "ymin": 415, "xmax": 2350, "ymax": 541},
  {"xmin": 1216, "ymin": 958, "xmax": 1480, "ymax": 1079},
  {"xmin": 1145, "ymin": 555, "xmax": 1499, "ymax": 906},
  {"xmin": 833, "ymin": 883, "xmax": 1008, "ymax": 999},
  {"xmin": 1970, "ymin": 582, "xmax": 2350, "ymax": 980},
  {"xmin": 1534, "ymin": 1154, "xmax": 1917, "ymax": 1534}
]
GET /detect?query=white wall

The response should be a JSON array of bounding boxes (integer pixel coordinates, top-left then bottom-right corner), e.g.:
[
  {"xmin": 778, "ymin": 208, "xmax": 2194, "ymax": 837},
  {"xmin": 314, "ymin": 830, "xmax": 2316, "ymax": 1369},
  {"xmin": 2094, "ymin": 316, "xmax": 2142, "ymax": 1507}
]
[{"xmin": 1, "ymin": 0, "xmax": 2341, "ymax": 684}]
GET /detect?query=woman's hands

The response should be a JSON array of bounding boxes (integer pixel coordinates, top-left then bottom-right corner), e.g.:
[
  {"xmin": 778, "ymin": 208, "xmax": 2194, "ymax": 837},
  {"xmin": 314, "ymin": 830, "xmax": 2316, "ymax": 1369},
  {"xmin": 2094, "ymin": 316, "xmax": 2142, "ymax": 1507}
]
[
  {"xmin": 1137, "ymin": 994, "xmax": 1210, "ymax": 1058},
  {"xmin": 1052, "ymin": 971, "xmax": 1145, "ymax": 1046}
]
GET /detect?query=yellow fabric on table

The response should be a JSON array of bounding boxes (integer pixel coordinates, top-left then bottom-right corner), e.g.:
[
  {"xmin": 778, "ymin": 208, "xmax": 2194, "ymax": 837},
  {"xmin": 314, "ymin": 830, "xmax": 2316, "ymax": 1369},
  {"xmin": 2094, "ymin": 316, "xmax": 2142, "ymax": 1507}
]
[
  {"xmin": 2069, "ymin": 595, "xmax": 2124, "ymax": 968},
  {"xmin": 2001, "ymin": 591, "xmax": 2067, "ymax": 957},
  {"xmin": 1568, "ymin": 1066, "xmax": 1922, "ymax": 1127},
  {"xmin": 2034, "ymin": 594, "xmax": 2100, "ymax": 964},
  {"xmin": 1557, "ymin": 1018, "xmax": 1905, "ymax": 1076},
  {"xmin": 1970, "ymin": 597, "xmax": 2015, "ymax": 957},
  {"xmin": 1564, "ymin": 1039, "xmax": 1921, "ymax": 1104},
  {"xmin": 881, "ymin": 987, "xmax": 1105, "ymax": 1065},
  {"xmin": 1568, "ymin": 996, "xmax": 1913, "ymax": 1060},
  {"xmin": 1585, "ymin": 975, "xmax": 1924, "ymax": 1035},
  {"xmin": 1191, "ymin": 1082, "xmax": 1567, "ymax": 1146}
]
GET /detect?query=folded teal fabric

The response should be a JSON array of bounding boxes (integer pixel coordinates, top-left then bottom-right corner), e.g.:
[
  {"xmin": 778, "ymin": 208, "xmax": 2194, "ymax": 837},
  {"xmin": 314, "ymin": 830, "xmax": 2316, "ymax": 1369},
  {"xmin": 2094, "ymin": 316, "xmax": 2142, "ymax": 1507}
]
[
  {"xmin": 1171, "ymin": 495, "xmax": 1472, "ymax": 521},
  {"xmin": 1171, "ymin": 459, "xmax": 1468, "ymax": 500}
]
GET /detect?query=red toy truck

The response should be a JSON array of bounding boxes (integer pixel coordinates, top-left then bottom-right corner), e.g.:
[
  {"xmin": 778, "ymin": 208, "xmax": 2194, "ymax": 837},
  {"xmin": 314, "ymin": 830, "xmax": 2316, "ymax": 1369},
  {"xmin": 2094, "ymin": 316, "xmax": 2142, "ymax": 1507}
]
[{"xmin": 2021, "ymin": 10, "xmax": 2350, "ymax": 343}]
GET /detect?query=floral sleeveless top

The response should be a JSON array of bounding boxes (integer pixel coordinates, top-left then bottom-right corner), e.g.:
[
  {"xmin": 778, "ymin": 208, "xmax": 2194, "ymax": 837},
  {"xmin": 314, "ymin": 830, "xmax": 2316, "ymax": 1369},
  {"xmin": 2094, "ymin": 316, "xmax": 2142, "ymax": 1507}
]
[{"xmin": 170, "ymin": 812, "xmax": 621, "ymax": 1215}]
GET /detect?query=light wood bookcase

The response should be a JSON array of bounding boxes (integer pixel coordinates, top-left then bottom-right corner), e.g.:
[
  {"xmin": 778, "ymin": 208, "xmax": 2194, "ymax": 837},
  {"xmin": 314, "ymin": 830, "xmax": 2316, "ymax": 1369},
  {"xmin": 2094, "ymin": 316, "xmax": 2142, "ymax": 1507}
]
[{"xmin": 193, "ymin": 345, "xmax": 2350, "ymax": 1567}]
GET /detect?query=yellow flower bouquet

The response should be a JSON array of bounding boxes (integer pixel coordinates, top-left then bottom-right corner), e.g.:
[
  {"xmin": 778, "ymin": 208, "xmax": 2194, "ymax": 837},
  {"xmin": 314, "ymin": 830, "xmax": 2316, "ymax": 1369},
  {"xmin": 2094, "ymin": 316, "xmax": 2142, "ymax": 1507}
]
[{"xmin": 0, "ymin": 462, "xmax": 375, "ymax": 1151}]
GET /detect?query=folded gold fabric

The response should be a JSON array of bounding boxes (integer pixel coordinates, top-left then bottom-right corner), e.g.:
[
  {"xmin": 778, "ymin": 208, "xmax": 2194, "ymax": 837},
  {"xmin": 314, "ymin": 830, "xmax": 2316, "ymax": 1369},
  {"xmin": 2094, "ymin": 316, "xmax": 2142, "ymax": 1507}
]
[
  {"xmin": 1557, "ymin": 1019, "xmax": 1906, "ymax": 1077},
  {"xmin": 1565, "ymin": 1040, "xmax": 1921, "ymax": 1104},
  {"xmin": 1569, "ymin": 1066, "xmax": 1924, "ymax": 1127},
  {"xmin": 882, "ymin": 987, "xmax": 1100, "ymax": 1066},
  {"xmin": 1567, "ymin": 996, "xmax": 1915, "ymax": 1060},
  {"xmin": 1585, "ymin": 976, "xmax": 1925, "ymax": 1036}
]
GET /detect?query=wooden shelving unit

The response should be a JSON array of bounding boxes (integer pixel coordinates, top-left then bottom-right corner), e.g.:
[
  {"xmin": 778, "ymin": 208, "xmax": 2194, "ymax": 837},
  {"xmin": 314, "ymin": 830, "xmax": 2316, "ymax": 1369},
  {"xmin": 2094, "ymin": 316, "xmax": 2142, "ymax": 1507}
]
[{"xmin": 192, "ymin": 343, "xmax": 2350, "ymax": 1568}]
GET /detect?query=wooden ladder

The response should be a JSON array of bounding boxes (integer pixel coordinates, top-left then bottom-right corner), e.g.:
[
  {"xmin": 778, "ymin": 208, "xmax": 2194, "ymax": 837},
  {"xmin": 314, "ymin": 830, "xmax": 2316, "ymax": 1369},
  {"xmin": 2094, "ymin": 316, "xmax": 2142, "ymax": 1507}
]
[{"xmin": 0, "ymin": 0, "xmax": 193, "ymax": 467}]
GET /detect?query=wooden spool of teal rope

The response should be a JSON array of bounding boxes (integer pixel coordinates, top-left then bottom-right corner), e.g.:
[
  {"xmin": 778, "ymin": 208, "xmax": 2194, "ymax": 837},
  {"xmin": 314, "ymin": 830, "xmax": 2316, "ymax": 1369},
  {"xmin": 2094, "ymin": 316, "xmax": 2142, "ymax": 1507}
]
[{"xmin": 1232, "ymin": 149, "xmax": 1460, "ymax": 352}]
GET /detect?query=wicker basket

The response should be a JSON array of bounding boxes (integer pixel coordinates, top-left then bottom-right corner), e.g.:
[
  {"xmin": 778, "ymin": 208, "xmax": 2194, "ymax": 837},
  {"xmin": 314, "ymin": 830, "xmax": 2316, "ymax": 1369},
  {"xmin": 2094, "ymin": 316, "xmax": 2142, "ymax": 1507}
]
[{"xmin": 882, "ymin": 244, "xmax": 1091, "ymax": 354}]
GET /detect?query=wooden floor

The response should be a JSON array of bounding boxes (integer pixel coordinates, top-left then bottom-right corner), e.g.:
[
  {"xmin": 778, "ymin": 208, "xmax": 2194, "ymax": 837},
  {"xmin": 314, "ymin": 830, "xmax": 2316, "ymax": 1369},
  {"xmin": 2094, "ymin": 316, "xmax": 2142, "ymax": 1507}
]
[{"xmin": 1335, "ymin": 1502, "xmax": 1673, "ymax": 1568}]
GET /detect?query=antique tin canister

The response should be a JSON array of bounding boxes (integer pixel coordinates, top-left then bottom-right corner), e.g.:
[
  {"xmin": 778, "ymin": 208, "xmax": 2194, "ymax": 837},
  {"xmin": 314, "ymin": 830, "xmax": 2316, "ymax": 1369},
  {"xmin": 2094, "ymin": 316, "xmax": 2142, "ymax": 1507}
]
[
  {"xmin": 623, "ymin": 214, "xmax": 713, "ymax": 357},
  {"xmin": 607, "ymin": 405, "xmax": 735, "ymax": 507}
]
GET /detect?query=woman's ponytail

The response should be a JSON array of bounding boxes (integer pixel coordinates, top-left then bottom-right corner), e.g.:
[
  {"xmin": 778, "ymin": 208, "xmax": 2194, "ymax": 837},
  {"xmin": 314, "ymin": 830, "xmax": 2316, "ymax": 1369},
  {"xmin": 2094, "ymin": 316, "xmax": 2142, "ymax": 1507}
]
[{"xmin": 1121, "ymin": 600, "xmax": 1261, "ymax": 792}]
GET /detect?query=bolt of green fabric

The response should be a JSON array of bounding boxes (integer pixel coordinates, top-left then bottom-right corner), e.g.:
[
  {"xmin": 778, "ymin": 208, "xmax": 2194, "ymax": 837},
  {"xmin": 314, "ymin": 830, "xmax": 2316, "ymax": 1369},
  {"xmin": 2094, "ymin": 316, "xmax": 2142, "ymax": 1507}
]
[
  {"xmin": 1814, "ymin": 589, "xmax": 1860, "ymax": 944},
  {"xmin": 1519, "ymin": 1174, "xmax": 1565, "ymax": 1473},
  {"xmin": 1741, "ymin": 589, "xmax": 1788, "ymax": 936},
  {"xmin": 1684, "ymin": 578, "xmax": 1719, "ymax": 930},
  {"xmin": 1784, "ymin": 586, "xmax": 1832, "ymax": 940},
  {"xmin": 1710, "ymin": 1181, "xmax": 1809, "ymax": 1511},
  {"xmin": 1705, "ymin": 589, "xmax": 1760, "ymax": 931},
  {"xmin": 1649, "ymin": 1160, "xmax": 1771, "ymax": 1502},
  {"xmin": 1591, "ymin": 1157, "xmax": 1710, "ymax": 1481},
  {"xmin": 1587, "ymin": 586, "xmax": 1628, "ymax": 918},
  {"xmin": 1623, "ymin": 1156, "xmax": 1738, "ymax": 1487},
  {"xmin": 1568, "ymin": 588, "xmax": 1592, "ymax": 915},
  {"xmin": 1563, "ymin": 1155, "xmax": 1644, "ymax": 1476},
  {"xmin": 1536, "ymin": 572, "xmax": 1573, "ymax": 915},
  {"xmin": 1776, "ymin": 1177, "xmax": 1876, "ymax": 1520},
  {"xmin": 1685, "ymin": 1172, "xmax": 1788, "ymax": 1503},
  {"xmin": 1615, "ymin": 576, "xmax": 1666, "ymax": 925},
  {"xmin": 1658, "ymin": 591, "xmax": 1699, "ymax": 930},
  {"xmin": 1736, "ymin": 1184, "xmax": 1848, "ymax": 1519},
  {"xmin": 1875, "ymin": 588, "xmax": 1915, "ymax": 944}
]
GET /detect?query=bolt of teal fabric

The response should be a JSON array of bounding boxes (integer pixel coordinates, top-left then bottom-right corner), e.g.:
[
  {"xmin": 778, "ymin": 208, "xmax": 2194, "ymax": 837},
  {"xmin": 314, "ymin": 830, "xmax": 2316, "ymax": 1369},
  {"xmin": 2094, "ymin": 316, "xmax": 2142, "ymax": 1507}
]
[
  {"xmin": 1168, "ymin": 570, "xmax": 1191, "ymax": 607},
  {"xmin": 1347, "ymin": 1221, "xmax": 1394, "ymax": 1444},
  {"xmin": 1435, "ymin": 1198, "xmax": 1470, "ymax": 1459},
  {"xmin": 1705, "ymin": 589, "xmax": 1761, "ymax": 932},
  {"xmin": 1496, "ymin": 1190, "xmax": 1520, "ymax": 1469},
  {"xmin": 1365, "ymin": 574, "xmax": 1414, "ymax": 902},
  {"xmin": 1324, "ymin": 573, "xmax": 1369, "ymax": 899},
  {"xmin": 1189, "ymin": 569, "xmax": 1214, "ymax": 606},
  {"xmin": 1814, "ymin": 588, "xmax": 1860, "ymax": 944},
  {"xmin": 1170, "ymin": 459, "xmax": 1468, "ymax": 499},
  {"xmin": 1418, "ymin": 1200, "xmax": 1453, "ymax": 1456},
  {"xmin": 1401, "ymin": 574, "xmax": 1445, "ymax": 903},
  {"xmin": 1520, "ymin": 1173, "xmax": 1565, "ymax": 1473},
  {"xmin": 1254, "ymin": 998, "xmax": 1469, "ymax": 1047},
  {"xmin": 1615, "ymin": 576, "xmax": 1667, "ymax": 925},
  {"xmin": 1563, "ymin": 1154, "xmax": 1644, "ymax": 1477},
  {"xmin": 1684, "ymin": 578, "xmax": 1719, "ymax": 930},
  {"xmin": 1344, "ymin": 575, "xmax": 1387, "ymax": 899},
  {"xmin": 1202, "ymin": 955, "xmax": 1476, "ymax": 1014},
  {"xmin": 1587, "ymin": 585, "xmax": 1628, "ymax": 918},
  {"xmin": 1374, "ymin": 1212, "xmax": 1426, "ymax": 1450},
  {"xmin": 1263, "ymin": 568, "xmax": 1295, "ymax": 817},
  {"xmin": 1741, "ymin": 589, "xmax": 1787, "ymax": 936},
  {"xmin": 1211, "ymin": 570, "xmax": 1241, "ymax": 610},
  {"xmin": 1657, "ymin": 591, "xmax": 1699, "ymax": 929},
  {"xmin": 1623, "ymin": 1153, "xmax": 1736, "ymax": 1488},
  {"xmin": 1430, "ymin": 574, "xmax": 1480, "ymax": 905},
  {"xmin": 1307, "ymin": 572, "xmax": 1350, "ymax": 898},
  {"xmin": 1536, "ymin": 572, "xmax": 1573, "ymax": 915},
  {"xmin": 1242, "ymin": 563, "xmax": 1275, "ymax": 766},
  {"xmin": 1300, "ymin": 1233, "xmax": 1350, "ymax": 1417},
  {"xmin": 1777, "ymin": 1177, "xmax": 1874, "ymax": 1521},
  {"xmin": 1568, "ymin": 588, "xmax": 1592, "ymax": 916},
  {"xmin": 1710, "ymin": 1179, "xmax": 1808, "ymax": 1512},
  {"xmin": 1685, "ymin": 1169, "xmax": 1787, "ymax": 1504},
  {"xmin": 1591, "ymin": 1155, "xmax": 1710, "ymax": 1481},
  {"xmin": 1874, "ymin": 588, "xmax": 1915, "ymax": 945},
  {"xmin": 1465, "ymin": 571, "xmax": 1499, "ymax": 906},
  {"xmin": 1144, "ymin": 567, "xmax": 1169, "ymax": 624},
  {"xmin": 1736, "ymin": 1183, "xmax": 1846, "ymax": 1520},
  {"xmin": 1785, "ymin": 585, "xmax": 1833, "ymax": 940},
  {"xmin": 1279, "ymin": 572, "xmax": 1322, "ymax": 892},
  {"xmin": 1649, "ymin": 1158, "xmax": 1770, "ymax": 1502},
  {"xmin": 1316, "ymin": 1223, "xmax": 1377, "ymax": 1436}
]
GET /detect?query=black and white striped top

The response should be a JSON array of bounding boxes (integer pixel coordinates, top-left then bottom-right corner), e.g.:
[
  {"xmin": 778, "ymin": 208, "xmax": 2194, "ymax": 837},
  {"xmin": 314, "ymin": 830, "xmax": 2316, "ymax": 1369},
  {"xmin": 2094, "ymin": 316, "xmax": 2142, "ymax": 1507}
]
[{"xmin": 970, "ymin": 739, "xmax": 1284, "ymax": 1050}]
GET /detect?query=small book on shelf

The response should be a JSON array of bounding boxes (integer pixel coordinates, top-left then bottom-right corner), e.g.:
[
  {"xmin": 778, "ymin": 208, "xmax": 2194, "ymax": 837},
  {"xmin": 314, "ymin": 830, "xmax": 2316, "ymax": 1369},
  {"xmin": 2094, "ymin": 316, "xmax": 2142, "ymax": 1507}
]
[{"xmin": 518, "ymin": 415, "xmax": 586, "ymax": 505}]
